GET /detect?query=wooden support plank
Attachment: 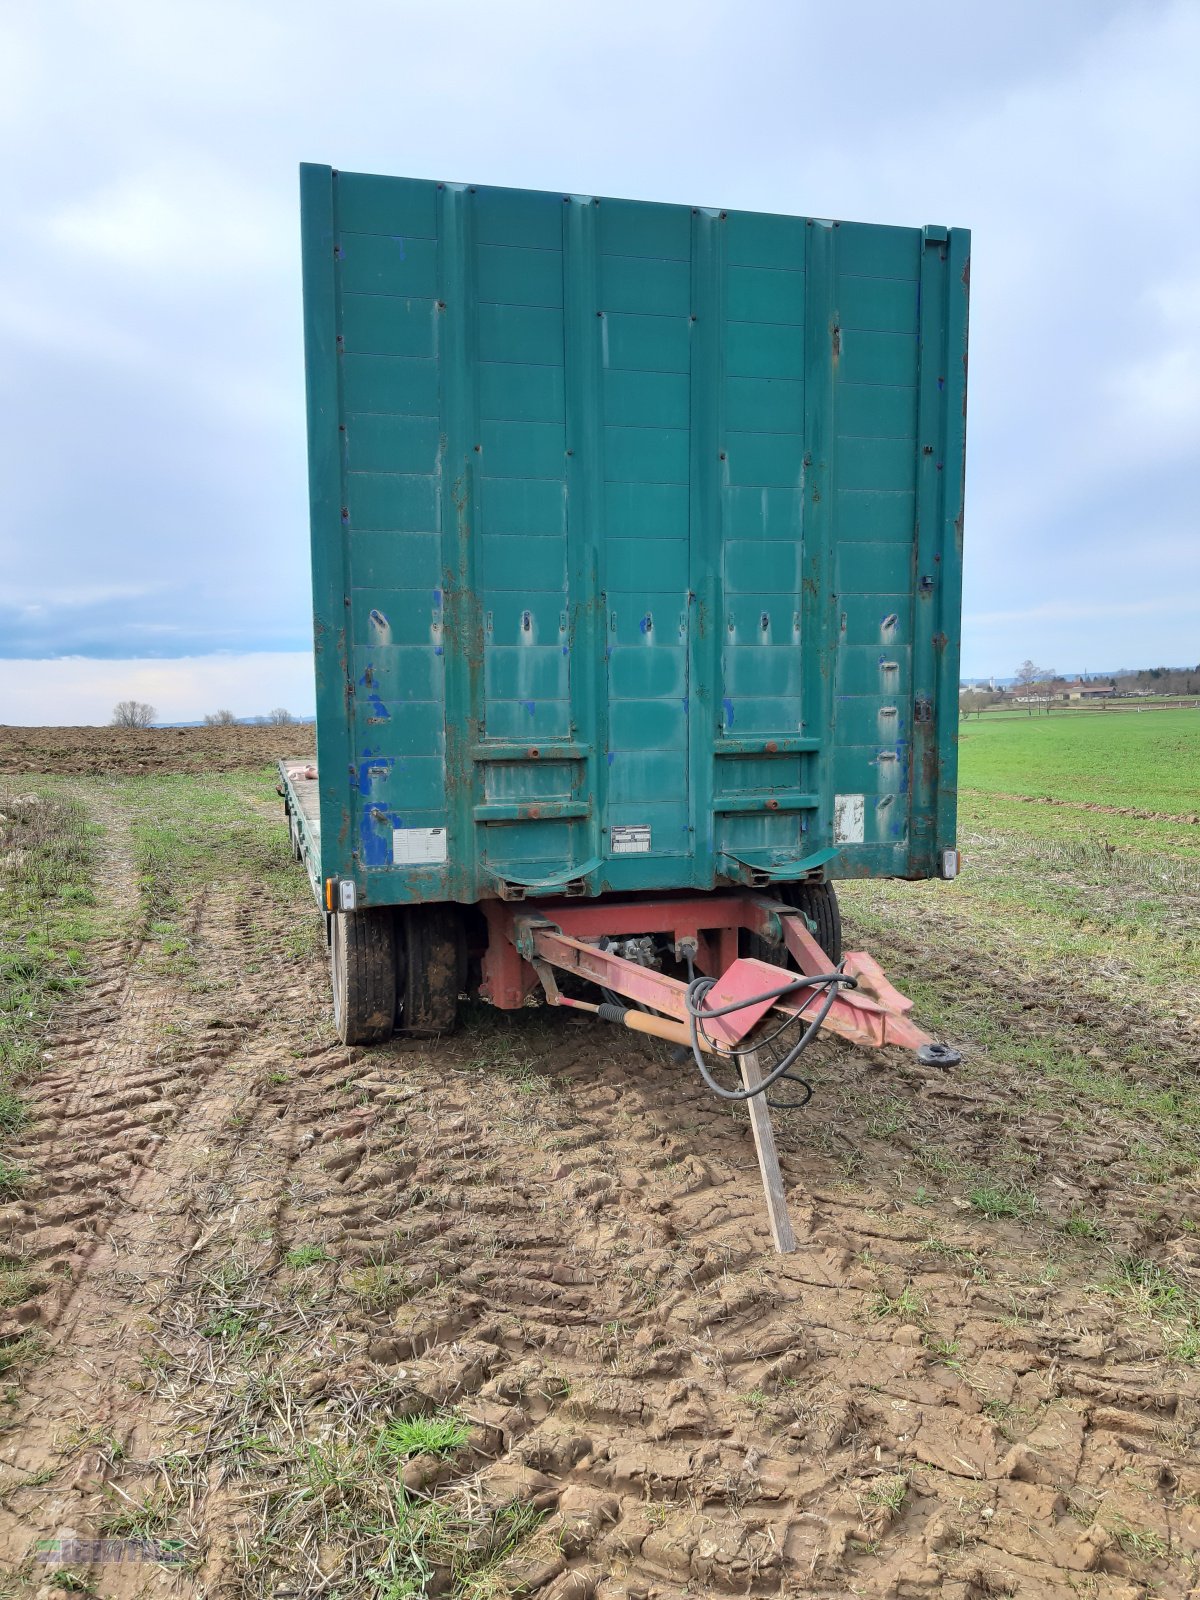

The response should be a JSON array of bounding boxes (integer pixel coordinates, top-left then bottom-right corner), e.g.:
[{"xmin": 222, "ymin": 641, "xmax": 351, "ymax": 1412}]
[{"xmin": 740, "ymin": 1051, "xmax": 796, "ymax": 1254}]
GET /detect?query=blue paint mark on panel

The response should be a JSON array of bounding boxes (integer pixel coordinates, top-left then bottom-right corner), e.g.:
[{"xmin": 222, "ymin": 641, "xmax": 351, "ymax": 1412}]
[
  {"xmin": 360, "ymin": 807, "xmax": 392, "ymax": 867},
  {"xmin": 606, "ymin": 752, "xmax": 615, "ymax": 767},
  {"xmin": 522, "ymin": 701, "xmax": 536, "ymax": 716},
  {"xmin": 367, "ymin": 693, "xmax": 390, "ymax": 721},
  {"xmin": 681, "ymin": 695, "xmax": 689, "ymax": 714},
  {"xmin": 356, "ymin": 756, "xmax": 395, "ymax": 798},
  {"xmin": 391, "ymin": 236, "xmax": 407, "ymax": 258},
  {"xmin": 722, "ymin": 697, "xmax": 735, "ymax": 727},
  {"xmin": 434, "ymin": 645, "xmax": 444, "ymax": 656}
]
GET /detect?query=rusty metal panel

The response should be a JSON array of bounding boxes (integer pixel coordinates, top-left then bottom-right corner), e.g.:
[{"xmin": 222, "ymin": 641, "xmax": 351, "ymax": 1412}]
[{"xmin": 298, "ymin": 166, "xmax": 969, "ymax": 906}]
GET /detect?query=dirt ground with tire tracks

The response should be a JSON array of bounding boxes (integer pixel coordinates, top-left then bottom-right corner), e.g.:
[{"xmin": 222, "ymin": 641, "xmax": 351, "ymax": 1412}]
[
  {"xmin": 1, "ymin": 750, "xmax": 1199, "ymax": 1598},
  {"xmin": 0, "ymin": 725, "xmax": 315, "ymax": 778}
]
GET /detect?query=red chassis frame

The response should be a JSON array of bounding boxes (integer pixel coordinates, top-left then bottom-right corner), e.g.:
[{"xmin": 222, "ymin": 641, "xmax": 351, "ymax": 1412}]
[{"xmin": 480, "ymin": 892, "xmax": 934, "ymax": 1056}]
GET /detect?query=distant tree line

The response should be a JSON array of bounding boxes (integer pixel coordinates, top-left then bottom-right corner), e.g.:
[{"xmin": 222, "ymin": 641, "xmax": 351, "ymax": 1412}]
[
  {"xmin": 110, "ymin": 704, "xmax": 300, "ymax": 727},
  {"xmin": 1114, "ymin": 665, "xmax": 1200, "ymax": 696}
]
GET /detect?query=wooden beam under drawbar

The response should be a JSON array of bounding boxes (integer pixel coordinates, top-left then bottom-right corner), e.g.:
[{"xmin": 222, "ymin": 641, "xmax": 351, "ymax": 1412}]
[{"xmin": 739, "ymin": 1051, "xmax": 797, "ymax": 1254}]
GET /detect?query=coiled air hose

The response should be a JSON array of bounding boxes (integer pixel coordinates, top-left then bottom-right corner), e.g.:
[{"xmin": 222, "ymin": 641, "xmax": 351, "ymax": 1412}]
[{"xmin": 683, "ymin": 956, "xmax": 858, "ymax": 1109}]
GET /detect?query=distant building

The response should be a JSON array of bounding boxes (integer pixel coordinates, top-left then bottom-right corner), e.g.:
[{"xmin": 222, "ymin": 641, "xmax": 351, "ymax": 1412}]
[{"xmin": 1064, "ymin": 680, "xmax": 1114, "ymax": 700}]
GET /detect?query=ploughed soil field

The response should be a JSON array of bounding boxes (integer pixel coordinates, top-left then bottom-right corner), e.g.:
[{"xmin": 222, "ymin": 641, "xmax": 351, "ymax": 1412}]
[
  {"xmin": 1, "ymin": 722, "xmax": 1199, "ymax": 1599},
  {"xmin": 0, "ymin": 725, "xmax": 315, "ymax": 777}
]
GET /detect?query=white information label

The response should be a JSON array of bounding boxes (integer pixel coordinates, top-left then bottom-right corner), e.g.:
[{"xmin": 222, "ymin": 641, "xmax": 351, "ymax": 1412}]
[
  {"xmin": 833, "ymin": 793, "xmax": 865, "ymax": 845},
  {"xmin": 393, "ymin": 826, "xmax": 448, "ymax": 866},
  {"xmin": 610, "ymin": 823, "xmax": 651, "ymax": 855}
]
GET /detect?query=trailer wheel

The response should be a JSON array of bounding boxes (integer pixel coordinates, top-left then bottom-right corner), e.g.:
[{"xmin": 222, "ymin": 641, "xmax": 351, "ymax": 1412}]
[
  {"xmin": 397, "ymin": 905, "xmax": 464, "ymax": 1037},
  {"xmin": 744, "ymin": 881, "xmax": 843, "ymax": 967},
  {"xmin": 331, "ymin": 909, "xmax": 397, "ymax": 1045},
  {"xmin": 784, "ymin": 881, "xmax": 843, "ymax": 966}
]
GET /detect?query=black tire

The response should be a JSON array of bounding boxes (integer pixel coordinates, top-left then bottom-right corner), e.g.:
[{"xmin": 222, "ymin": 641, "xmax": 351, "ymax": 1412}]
[
  {"xmin": 785, "ymin": 881, "xmax": 842, "ymax": 965},
  {"xmin": 331, "ymin": 909, "xmax": 396, "ymax": 1045},
  {"xmin": 397, "ymin": 904, "xmax": 464, "ymax": 1037},
  {"xmin": 743, "ymin": 881, "xmax": 843, "ymax": 968}
]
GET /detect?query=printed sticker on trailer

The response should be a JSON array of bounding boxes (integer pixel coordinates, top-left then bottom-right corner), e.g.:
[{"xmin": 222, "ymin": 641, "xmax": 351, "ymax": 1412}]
[
  {"xmin": 610, "ymin": 824, "xmax": 651, "ymax": 855},
  {"xmin": 393, "ymin": 826, "xmax": 448, "ymax": 866},
  {"xmin": 833, "ymin": 794, "xmax": 865, "ymax": 845}
]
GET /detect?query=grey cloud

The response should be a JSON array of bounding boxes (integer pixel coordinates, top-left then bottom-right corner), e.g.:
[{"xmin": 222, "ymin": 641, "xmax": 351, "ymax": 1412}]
[{"xmin": 0, "ymin": 0, "xmax": 1196, "ymax": 702}]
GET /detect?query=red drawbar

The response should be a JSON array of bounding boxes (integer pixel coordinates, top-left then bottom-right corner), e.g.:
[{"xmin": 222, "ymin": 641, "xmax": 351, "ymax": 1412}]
[{"xmin": 479, "ymin": 892, "xmax": 935, "ymax": 1058}]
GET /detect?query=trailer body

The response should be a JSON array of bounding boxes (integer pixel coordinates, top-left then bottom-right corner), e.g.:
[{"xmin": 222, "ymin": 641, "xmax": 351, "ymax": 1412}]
[{"xmin": 297, "ymin": 165, "xmax": 969, "ymax": 910}]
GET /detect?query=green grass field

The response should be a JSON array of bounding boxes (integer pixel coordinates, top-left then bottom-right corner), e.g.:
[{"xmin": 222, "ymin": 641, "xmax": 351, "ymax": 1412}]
[
  {"xmin": 958, "ymin": 708, "xmax": 1200, "ymax": 814},
  {"xmin": 842, "ymin": 704, "xmax": 1200, "ymax": 1171}
]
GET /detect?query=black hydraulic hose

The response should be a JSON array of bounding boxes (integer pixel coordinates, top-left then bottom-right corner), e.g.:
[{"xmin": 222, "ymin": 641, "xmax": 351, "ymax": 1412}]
[{"xmin": 684, "ymin": 964, "xmax": 857, "ymax": 1103}]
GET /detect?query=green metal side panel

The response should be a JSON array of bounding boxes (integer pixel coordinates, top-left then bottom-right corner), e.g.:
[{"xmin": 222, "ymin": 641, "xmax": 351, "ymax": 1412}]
[{"xmin": 298, "ymin": 165, "xmax": 969, "ymax": 905}]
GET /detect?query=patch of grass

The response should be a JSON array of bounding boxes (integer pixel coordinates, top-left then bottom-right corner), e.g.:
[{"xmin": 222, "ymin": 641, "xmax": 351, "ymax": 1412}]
[
  {"xmin": 0, "ymin": 1263, "xmax": 36, "ymax": 1307},
  {"xmin": 861, "ymin": 1471, "xmax": 909, "ymax": 1515},
  {"xmin": 923, "ymin": 1335, "xmax": 962, "ymax": 1372},
  {"xmin": 344, "ymin": 1261, "xmax": 412, "ymax": 1312},
  {"xmin": 920, "ymin": 1235, "xmax": 982, "ymax": 1266},
  {"xmin": 868, "ymin": 1285, "xmax": 924, "ymax": 1322},
  {"xmin": 1105, "ymin": 1254, "xmax": 1200, "ymax": 1365},
  {"xmin": 200, "ymin": 1307, "xmax": 251, "ymax": 1341},
  {"xmin": 1167, "ymin": 1324, "xmax": 1200, "ymax": 1364},
  {"xmin": 1062, "ymin": 1209, "xmax": 1107, "ymax": 1241},
  {"xmin": 864, "ymin": 1098, "xmax": 909, "ymax": 1140},
  {"xmin": 0, "ymin": 1332, "xmax": 44, "ymax": 1375},
  {"xmin": 1107, "ymin": 1518, "xmax": 1170, "ymax": 1562},
  {"xmin": 0, "ymin": 789, "xmax": 101, "ymax": 1202},
  {"xmin": 0, "ymin": 1157, "xmax": 27, "ymax": 1198},
  {"xmin": 97, "ymin": 1487, "xmax": 175, "ymax": 1539},
  {"xmin": 0, "ymin": 1089, "xmax": 27, "ymax": 1137},
  {"xmin": 377, "ymin": 1412, "xmax": 470, "ymax": 1461},
  {"xmin": 285, "ymin": 1243, "xmax": 332, "ymax": 1270},
  {"xmin": 44, "ymin": 1573, "xmax": 96, "ymax": 1595},
  {"xmin": 968, "ymin": 1183, "xmax": 1038, "ymax": 1221},
  {"xmin": 912, "ymin": 1145, "xmax": 969, "ymax": 1183},
  {"xmin": 1108, "ymin": 1254, "xmax": 1192, "ymax": 1315}
]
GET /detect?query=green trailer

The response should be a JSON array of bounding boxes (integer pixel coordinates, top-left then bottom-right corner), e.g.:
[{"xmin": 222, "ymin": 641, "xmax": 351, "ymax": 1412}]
[{"xmin": 286, "ymin": 164, "xmax": 969, "ymax": 1105}]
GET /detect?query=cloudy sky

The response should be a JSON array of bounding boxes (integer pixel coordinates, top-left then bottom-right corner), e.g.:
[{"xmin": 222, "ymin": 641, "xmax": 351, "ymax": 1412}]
[{"xmin": 1, "ymin": 0, "xmax": 1197, "ymax": 722}]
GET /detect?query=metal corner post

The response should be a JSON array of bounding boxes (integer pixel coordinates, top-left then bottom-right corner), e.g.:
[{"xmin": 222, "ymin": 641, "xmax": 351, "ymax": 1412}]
[
  {"xmin": 299, "ymin": 163, "xmax": 354, "ymax": 886},
  {"xmin": 802, "ymin": 221, "xmax": 838, "ymax": 863},
  {"xmin": 910, "ymin": 227, "xmax": 951, "ymax": 875},
  {"xmin": 563, "ymin": 196, "xmax": 607, "ymax": 885},
  {"xmin": 436, "ymin": 184, "xmax": 482, "ymax": 903},
  {"xmin": 936, "ymin": 227, "xmax": 971, "ymax": 855},
  {"xmin": 688, "ymin": 207, "xmax": 724, "ymax": 887}
]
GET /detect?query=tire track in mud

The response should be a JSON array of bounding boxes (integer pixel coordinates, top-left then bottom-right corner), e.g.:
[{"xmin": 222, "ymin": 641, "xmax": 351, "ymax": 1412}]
[
  {"xmin": 274, "ymin": 1027, "xmax": 1199, "ymax": 1599},
  {"xmin": 1, "ymin": 788, "xmax": 1198, "ymax": 1596},
  {"xmin": 0, "ymin": 797, "xmax": 330, "ymax": 1593}
]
